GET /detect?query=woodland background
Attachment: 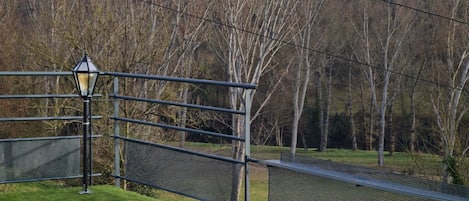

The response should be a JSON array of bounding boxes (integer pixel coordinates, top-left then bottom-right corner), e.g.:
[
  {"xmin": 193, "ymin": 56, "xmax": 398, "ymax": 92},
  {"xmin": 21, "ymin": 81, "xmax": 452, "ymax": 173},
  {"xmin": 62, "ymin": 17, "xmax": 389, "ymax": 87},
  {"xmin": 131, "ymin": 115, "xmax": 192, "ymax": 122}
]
[{"xmin": 1, "ymin": 0, "xmax": 469, "ymax": 185}]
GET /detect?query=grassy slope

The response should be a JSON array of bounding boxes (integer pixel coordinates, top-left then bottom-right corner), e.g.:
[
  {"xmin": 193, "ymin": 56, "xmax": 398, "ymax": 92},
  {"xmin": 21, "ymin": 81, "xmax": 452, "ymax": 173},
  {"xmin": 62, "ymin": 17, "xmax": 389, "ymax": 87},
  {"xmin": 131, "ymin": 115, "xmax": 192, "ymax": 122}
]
[
  {"xmin": 0, "ymin": 184, "xmax": 157, "ymax": 201},
  {"xmin": 296, "ymin": 148, "xmax": 443, "ymax": 178},
  {"xmin": 249, "ymin": 145, "xmax": 442, "ymax": 177}
]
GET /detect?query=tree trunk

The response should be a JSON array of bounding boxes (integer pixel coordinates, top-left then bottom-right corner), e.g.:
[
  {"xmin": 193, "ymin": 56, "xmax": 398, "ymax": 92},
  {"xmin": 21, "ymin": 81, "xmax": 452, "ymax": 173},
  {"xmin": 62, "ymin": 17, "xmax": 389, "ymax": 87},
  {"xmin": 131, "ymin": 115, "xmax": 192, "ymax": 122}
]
[
  {"xmin": 301, "ymin": 132, "xmax": 308, "ymax": 152},
  {"xmin": 409, "ymin": 60, "xmax": 424, "ymax": 153},
  {"xmin": 409, "ymin": 94, "xmax": 416, "ymax": 153},
  {"xmin": 290, "ymin": 79, "xmax": 300, "ymax": 154},
  {"xmin": 275, "ymin": 121, "xmax": 283, "ymax": 146},
  {"xmin": 178, "ymin": 85, "xmax": 188, "ymax": 148},
  {"xmin": 348, "ymin": 67, "xmax": 358, "ymax": 151},
  {"xmin": 317, "ymin": 71, "xmax": 327, "ymax": 152},
  {"xmin": 388, "ymin": 100, "xmax": 395, "ymax": 156},
  {"xmin": 358, "ymin": 83, "xmax": 368, "ymax": 151},
  {"xmin": 320, "ymin": 65, "xmax": 332, "ymax": 152},
  {"xmin": 368, "ymin": 96, "xmax": 374, "ymax": 151},
  {"xmin": 230, "ymin": 112, "xmax": 244, "ymax": 201},
  {"xmin": 377, "ymin": 106, "xmax": 386, "ymax": 166}
]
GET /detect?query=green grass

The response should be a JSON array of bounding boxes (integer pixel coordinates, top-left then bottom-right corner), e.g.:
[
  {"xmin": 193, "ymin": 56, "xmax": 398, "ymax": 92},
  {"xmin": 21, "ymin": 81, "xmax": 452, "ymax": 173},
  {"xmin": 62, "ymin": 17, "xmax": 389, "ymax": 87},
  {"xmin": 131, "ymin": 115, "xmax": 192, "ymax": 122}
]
[
  {"xmin": 0, "ymin": 184, "xmax": 158, "ymax": 201},
  {"xmin": 295, "ymin": 148, "xmax": 443, "ymax": 177}
]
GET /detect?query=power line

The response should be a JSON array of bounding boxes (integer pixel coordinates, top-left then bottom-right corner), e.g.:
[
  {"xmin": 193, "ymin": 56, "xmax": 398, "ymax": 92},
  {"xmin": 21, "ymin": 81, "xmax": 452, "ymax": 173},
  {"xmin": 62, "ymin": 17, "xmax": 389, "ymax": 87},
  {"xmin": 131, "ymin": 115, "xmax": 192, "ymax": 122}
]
[
  {"xmin": 139, "ymin": 0, "xmax": 450, "ymax": 89},
  {"xmin": 379, "ymin": 0, "xmax": 469, "ymax": 26}
]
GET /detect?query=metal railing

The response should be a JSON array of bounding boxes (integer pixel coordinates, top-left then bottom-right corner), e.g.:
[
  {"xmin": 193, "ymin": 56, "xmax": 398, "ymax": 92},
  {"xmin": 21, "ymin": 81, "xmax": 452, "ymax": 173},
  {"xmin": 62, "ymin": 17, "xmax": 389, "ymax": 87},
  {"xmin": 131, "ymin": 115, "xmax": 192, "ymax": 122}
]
[
  {"xmin": 0, "ymin": 71, "xmax": 102, "ymax": 184},
  {"xmin": 0, "ymin": 71, "xmax": 255, "ymax": 199},
  {"xmin": 3, "ymin": 71, "xmax": 466, "ymax": 201},
  {"xmin": 106, "ymin": 72, "xmax": 256, "ymax": 200}
]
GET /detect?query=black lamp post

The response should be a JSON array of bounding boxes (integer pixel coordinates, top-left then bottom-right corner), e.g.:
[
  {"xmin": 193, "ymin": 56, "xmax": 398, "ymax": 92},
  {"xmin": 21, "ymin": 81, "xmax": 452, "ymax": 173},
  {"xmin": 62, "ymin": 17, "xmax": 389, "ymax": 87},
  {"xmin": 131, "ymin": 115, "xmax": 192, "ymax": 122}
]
[{"xmin": 72, "ymin": 54, "xmax": 99, "ymax": 194}]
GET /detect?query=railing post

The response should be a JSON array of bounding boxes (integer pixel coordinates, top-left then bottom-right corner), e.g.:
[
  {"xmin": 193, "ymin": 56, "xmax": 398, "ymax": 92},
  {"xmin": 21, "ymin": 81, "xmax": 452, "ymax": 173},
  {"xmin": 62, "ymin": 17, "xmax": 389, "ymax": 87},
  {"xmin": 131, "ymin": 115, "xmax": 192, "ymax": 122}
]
[
  {"xmin": 244, "ymin": 89, "xmax": 252, "ymax": 201},
  {"xmin": 80, "ymin": 98, "xmax": 91, "ymax": 194},
  {"xmin": 113, "ymin": 77, "xmax": 121, "ymax": 187},
  {"xmin": 88, "ymin": 97, "xmax": 93, "ymax": 187}
]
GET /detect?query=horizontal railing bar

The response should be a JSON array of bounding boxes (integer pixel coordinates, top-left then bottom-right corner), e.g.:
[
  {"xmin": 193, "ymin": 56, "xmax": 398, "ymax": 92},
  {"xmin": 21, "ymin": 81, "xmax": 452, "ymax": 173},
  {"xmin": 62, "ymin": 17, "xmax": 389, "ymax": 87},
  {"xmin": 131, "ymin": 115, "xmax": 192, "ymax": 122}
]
[
  {"xmin": 0, "ymin": 173, "xmax": 102, "ymax": 184},
  {"xmin": 111, "ymin": 116, "xmax": 244, "ymax": 142},
  {"xmin": 0, "ymin": 94, "xmax": 78, "ymax": 99},
  {"xmin": 247, "ymin": 157, "xmax": 260, "ymax": 163},
  {"xmin": 0, "ymin": 71, "xmax": 257, "ymax": 89},
  {"xmin": 105, "ymin": 72, "xmax": 256, "ymax": 89},
  {"xmin": 115, "ymin": 136, "xmax": 244, "ymax": 164},
  {"xmin": 0, "ymin": 116, "xmax": 102, "ymax": 122},
  {"xmin": 0, "ymin": 94, "xmax": 102, "ymax": 99},
  {"xmin": 111, "ymin": 94, "xmax": 245, "ymax": 115},
  {"xmin": 0, "ymin": 71, "xmax": 73, "ymax": 76},
  {"xmin": 0, "ymin": 135, "xmax": 102, "ymax": 142}
]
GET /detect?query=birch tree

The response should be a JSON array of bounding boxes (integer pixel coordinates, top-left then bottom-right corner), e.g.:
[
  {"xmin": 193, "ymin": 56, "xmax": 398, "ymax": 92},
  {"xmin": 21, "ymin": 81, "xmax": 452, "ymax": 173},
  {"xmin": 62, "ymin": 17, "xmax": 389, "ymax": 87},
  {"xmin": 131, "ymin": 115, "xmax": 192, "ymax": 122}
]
[
  {"xmin": 349, "ymin": 1, "xmax": 376, "ymax": 151},
  {"xmin": 429, "ymin": 0, "xmax": 469, "ymax": 184},
  {"xmin": 351, "ymin": 0, "xmax": 415, "ymax": 166},
  {"xmin": 290, "ymin": 0, "xmax": 325, "ymax": 154},
  {"xmin": 214, "ymin": 0, "xmax": 297, "ymax": 199}
]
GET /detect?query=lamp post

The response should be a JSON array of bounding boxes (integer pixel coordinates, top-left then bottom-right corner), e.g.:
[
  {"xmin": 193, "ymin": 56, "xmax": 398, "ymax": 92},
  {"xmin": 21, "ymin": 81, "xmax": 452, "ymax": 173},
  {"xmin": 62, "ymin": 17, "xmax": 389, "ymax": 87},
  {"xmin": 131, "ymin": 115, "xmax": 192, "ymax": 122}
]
[{"xmin": 72, "ymin": 54, "xmax": 99, "ymax": 194}]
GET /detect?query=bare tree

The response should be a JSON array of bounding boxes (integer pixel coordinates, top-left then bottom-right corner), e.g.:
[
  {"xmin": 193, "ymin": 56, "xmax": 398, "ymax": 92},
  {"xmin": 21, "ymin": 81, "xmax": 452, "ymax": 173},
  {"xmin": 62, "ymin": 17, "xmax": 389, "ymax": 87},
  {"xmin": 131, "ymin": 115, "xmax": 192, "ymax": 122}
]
[
  {"xmin": 290, "ymin": 0, "xmax": 325, "ymax": 154},
  {"xmin": 214, "ymin": 0, "xmax": 297, "ymax": 199},
  {"xmin": 318, "ymin": 60, "xmax": 334, "ymax": 152},
  {"xmin": 351, "ymin": 1, "xmax": 415, "ymax": 166},
  {"xmin": 349, "ymin": 1, "xmax": 376, "ymax": 151},
  {"xmin": 429, "ymin": 0, "xmax": 469, "ymax": 184}
]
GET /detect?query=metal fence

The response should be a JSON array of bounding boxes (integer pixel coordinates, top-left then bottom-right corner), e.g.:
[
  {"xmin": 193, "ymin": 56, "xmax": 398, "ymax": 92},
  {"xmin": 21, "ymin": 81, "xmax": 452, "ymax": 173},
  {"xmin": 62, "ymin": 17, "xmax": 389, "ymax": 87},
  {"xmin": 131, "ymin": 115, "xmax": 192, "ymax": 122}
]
[
  {"xmin": 0, "ymin": 72, "xmax": 102, "ymax": 184},
  {"xmin": 2, "ymin": 71, "xmax": 469, "ymax": 201},
  {"xmin": 0, "ymin": 71, "xmax": 255, "ymax": 200},
  {"xmin": 263, "ymin": 153, "xmax": 469, "ymax": 201},
  {"xmin": 107, "ymin": 72, "xmax": 255, "ymax": 201}
]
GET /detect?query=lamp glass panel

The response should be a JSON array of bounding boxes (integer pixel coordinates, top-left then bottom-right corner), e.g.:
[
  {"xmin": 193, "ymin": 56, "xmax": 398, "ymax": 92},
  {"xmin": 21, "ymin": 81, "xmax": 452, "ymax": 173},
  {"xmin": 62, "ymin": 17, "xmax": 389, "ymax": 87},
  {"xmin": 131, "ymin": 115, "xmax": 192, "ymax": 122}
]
[
  {"xmin": 76, "ymin": 73, "xmax": 98, "ymax": 97},
  {"xmin": 77, "ymin": 73, "xmax": 90, "ymax": 97},
  {"xmin": 87, "ymin": 72, "xmax": 98, "ymax": 95}
]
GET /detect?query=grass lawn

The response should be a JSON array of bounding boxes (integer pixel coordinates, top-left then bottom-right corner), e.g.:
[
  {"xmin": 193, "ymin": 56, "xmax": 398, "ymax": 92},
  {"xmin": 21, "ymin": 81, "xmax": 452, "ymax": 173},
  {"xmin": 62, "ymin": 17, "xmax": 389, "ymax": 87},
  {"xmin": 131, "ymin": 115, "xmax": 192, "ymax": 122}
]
[
  {"xmin": 0, "ymin": 184, "xmax": 158, "ymax": 201},
  {"xmin": 295, "ymin": 148, "xmax": 443, "ymax": 177},
  {"xmin": 248, "ymin": 144, "xmax": 443, "ymax": 176}
]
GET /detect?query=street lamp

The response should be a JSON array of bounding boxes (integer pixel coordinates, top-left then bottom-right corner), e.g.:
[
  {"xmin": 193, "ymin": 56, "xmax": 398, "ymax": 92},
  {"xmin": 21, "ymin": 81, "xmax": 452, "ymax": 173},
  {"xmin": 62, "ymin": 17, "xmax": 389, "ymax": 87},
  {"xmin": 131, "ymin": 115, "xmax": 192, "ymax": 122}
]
[{"xmin": 72, "ymin": 54, "xmax": 99, "ymax": 194}]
